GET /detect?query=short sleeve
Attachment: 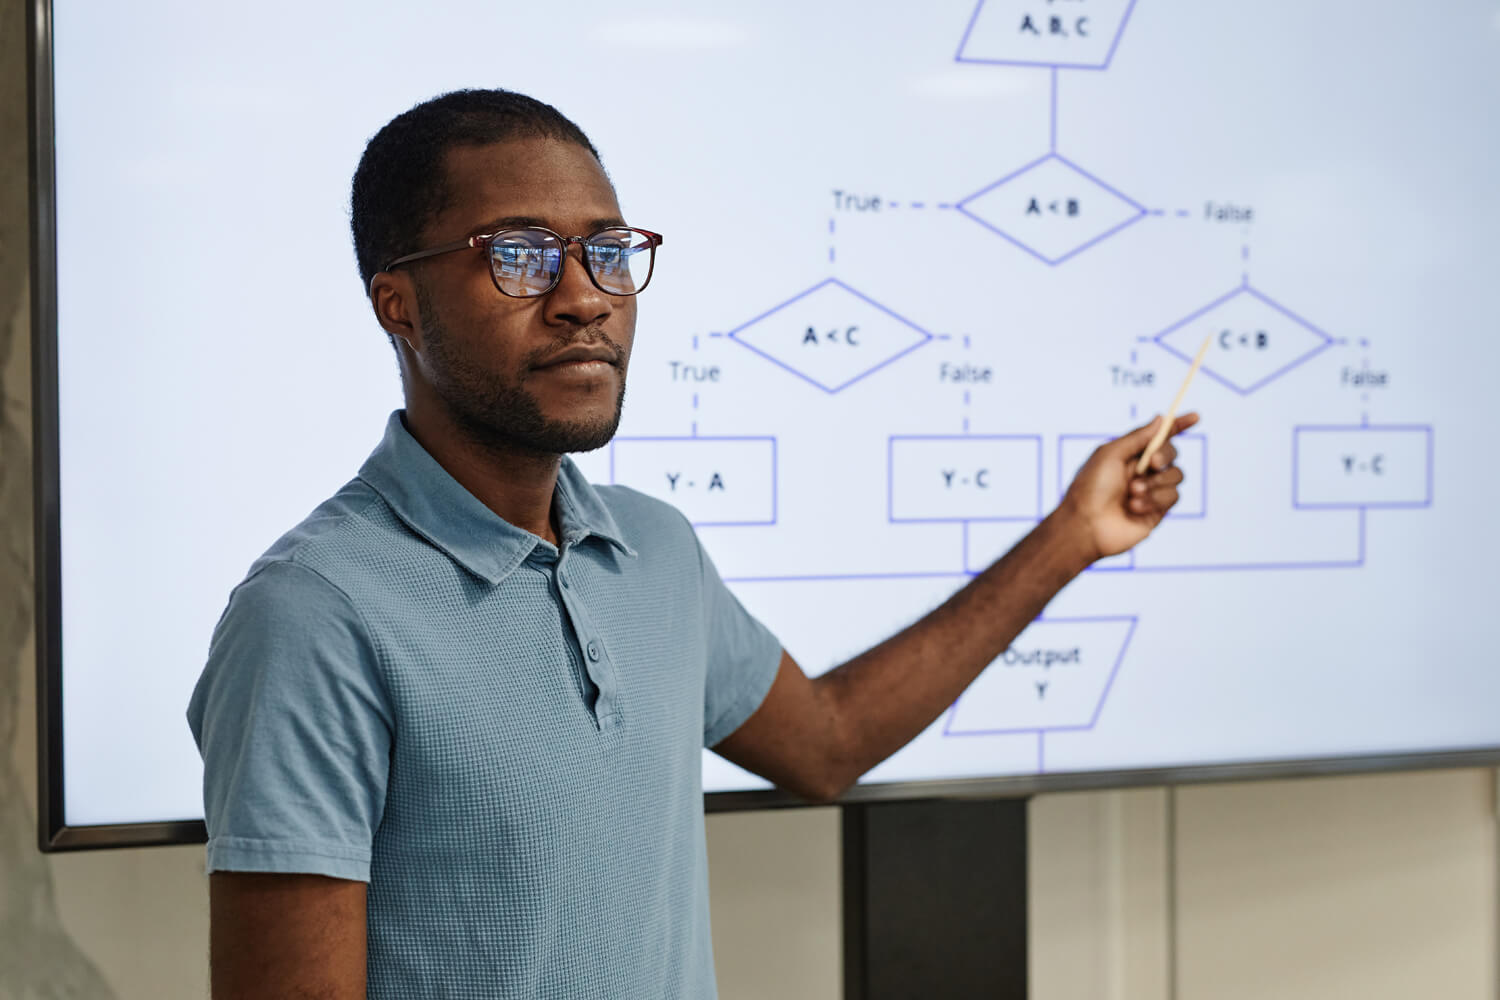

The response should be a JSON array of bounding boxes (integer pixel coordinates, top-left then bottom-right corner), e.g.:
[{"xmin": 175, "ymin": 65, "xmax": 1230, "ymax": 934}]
[
  {"xmin": 695, "ymin": 536, "xmax": 783, "ymax": 748},
  {"xmin": 186, "ymin": 559, "xmax": 393, "ymax": 881}
]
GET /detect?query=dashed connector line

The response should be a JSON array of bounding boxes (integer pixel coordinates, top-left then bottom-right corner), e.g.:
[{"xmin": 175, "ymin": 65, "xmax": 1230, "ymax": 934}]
[{"xmin": 884, "ymin": 200, "xmax": 955, "ymax": 211}]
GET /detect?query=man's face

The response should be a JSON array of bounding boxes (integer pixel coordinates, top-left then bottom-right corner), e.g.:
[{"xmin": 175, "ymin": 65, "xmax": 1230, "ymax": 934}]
[{"xmin": 403, "ymin": 137, "xmax": 636, "ymax": 456}]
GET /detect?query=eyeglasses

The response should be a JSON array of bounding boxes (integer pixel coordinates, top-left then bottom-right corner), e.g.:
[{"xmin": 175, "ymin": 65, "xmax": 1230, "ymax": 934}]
[{"xmin": 383, "ymin": 225, "xmax": 663, "ymax": 298}]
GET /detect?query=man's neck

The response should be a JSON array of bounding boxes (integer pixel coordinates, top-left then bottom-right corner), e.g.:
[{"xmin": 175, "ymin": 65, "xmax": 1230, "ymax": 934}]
[{"xmin": 400, "ymin": 406, "xmax": 563, "ymax": 546}]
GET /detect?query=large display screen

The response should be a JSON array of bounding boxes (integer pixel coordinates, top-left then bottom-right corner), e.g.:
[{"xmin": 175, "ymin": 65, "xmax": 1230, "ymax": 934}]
[{"xmin": 35, "ymin": 0, "xmax": 1500, "ymax": 846}]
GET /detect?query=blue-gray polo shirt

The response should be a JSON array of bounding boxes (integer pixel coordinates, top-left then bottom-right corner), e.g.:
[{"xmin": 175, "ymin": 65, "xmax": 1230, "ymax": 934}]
[{"xmin": 187, "ymin": 410, "xmax": 783, "ymax": 999}]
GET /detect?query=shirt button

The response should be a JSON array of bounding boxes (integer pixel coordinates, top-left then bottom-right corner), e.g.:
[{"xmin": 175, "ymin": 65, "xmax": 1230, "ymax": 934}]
[
  {"xmin": 559, "ymin": 572, "xmax": 569, "ymax": 589},
  {"xmin": 586, "ymin": 640, "xmax": 601, "ymax": 662}
]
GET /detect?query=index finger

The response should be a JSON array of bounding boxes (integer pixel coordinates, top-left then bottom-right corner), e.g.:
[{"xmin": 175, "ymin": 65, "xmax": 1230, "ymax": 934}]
[{"xmin": 1170, "ymin": 411, "xmax": 1201, "ymax": 436}]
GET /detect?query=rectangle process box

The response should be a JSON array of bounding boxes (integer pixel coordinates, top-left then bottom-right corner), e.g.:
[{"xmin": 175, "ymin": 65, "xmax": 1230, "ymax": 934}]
[
  {"xmin": 889, "ymin": 435, "xmax": 1042, "ymax": 522},
  {"xmin": 1293, "ymin": 425, "xmax": 1433, "ymax": 509},
  {"xmin": 610, "ymin": 436, "xmax": 777, "ymax": 525}
]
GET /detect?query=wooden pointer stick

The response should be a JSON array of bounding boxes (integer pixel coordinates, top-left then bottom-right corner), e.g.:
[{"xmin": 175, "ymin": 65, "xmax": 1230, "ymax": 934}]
[{"xmin": 1136, "ymin": 333, "xmax": 1211, "ymax": 475}]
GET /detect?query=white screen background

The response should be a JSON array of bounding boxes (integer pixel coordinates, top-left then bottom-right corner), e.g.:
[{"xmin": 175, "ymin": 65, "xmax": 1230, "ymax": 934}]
[{"xmin": 49, "ymin": 1, "xmax": 1500, "ymax": 825}]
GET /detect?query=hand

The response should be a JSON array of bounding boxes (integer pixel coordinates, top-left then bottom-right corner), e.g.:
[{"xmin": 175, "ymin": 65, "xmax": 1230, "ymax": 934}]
[{"xmin": 1058, "ymin": 413, "xmax": 1201, "ymax": 562}]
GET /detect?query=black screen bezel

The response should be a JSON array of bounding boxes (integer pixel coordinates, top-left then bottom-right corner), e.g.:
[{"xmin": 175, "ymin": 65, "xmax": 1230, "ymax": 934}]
[{"xmin": 28, "ymin": 0, "xmax": 1500, "ymax": 851}]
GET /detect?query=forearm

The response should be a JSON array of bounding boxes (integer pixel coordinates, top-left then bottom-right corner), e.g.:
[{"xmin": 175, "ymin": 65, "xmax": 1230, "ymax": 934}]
[
  {"xmin": 210, "ymin": 873, "xmax": 367, "ymax": 1000},
  {"xmin": 811, "ymin": 507, "xmax": 1096, "ymax": 795}
]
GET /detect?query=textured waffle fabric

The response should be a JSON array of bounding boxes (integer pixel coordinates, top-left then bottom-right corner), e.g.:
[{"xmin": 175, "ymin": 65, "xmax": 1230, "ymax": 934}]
[{"xmin": 187, "ymin": 410, "xmax": 783, "ymax": 998}]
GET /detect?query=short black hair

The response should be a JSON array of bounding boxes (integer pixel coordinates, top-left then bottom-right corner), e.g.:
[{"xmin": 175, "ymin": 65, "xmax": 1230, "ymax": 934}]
[{"xmin": 350, "ymin": 88, "xmax": 602, "ymax": 293}]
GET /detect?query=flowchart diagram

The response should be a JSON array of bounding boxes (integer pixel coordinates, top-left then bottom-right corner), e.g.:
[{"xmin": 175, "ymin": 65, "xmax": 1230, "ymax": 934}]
[
  {"xmin": 588, "ymin": 1, "xmax": 1438, "ymax": 778},
  {"xmin": 49, "ymin": 0, "xmax": 1494, "ymax": 830}
]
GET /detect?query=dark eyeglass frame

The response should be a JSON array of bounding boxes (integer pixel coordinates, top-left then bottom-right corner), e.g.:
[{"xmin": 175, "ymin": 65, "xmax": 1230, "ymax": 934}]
[{"xmin": 382, "ymin": 225, "xmax": 664, "ymax": 298}]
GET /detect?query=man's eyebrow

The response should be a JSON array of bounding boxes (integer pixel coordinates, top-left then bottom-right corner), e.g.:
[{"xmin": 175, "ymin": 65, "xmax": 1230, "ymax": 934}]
[
  {"xmin": 468, "ymin": 215, "xmax": 548, "ymax": 235},
  {"xmin": 470, "ymin": 215, "xmax": 629, "ymax": 235}
]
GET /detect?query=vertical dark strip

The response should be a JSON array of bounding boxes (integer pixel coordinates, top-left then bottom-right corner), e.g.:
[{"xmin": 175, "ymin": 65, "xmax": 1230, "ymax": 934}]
[
  {"xmin": 841, "ymin": 803, "xmax": 868, "ymax": 1000},
  {"xmin": 27, "ymin": 0, "xmax": 65, "ymax": 852},
  {"xmin": 843, "ymin": 797, "xmax": 1029, "ymax": 999}
]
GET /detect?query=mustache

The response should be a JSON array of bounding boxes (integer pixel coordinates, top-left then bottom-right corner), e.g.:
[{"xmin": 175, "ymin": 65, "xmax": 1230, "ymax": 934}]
[{"xmin": 524, "ymin": 328, "xmax": 627, "ymax": 369}]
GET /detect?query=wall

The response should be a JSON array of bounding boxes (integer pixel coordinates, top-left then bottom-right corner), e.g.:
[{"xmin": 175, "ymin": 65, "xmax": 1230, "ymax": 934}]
[
  {"xmin": 1, "ymin": 1, "xmax": 1495, "ymax": 996},
  {"xmin": 704, "ymin": 773, "xmax": 1498, "ymax": 1000},
  {"xmin": 1030, "ymin": 777, "xmax": 1496, "ymax": 999}
]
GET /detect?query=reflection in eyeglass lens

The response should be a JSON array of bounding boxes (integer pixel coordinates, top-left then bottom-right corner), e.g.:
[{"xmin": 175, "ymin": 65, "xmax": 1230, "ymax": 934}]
[
  {"xmin": 491, "ymin": 232, "xmax": 562, "ymax": 295},
  {"xmin": 487, "ymin": 228, "xmax": 653, "ymax": 296},
  {"xmin": 585, "ymin": 229, "xmax": 648, "ymax": 294}
]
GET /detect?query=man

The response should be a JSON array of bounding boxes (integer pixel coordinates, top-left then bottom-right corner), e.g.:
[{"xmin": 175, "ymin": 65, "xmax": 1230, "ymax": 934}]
[{"xmin": 188, "ymin": 89, "xmax": 1196, "ymax": 999}]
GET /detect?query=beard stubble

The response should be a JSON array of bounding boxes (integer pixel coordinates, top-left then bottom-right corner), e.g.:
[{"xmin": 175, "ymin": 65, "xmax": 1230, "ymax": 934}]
[{"xmin": 414, "ymin": 279, "xmax": 628, "ymax": 458}]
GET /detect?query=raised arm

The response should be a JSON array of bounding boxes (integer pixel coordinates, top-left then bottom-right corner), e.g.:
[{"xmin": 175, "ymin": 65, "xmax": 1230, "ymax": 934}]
[
  {"xmin": 713, "ymin": 414, "xmax": 1198, "ymax": 802},
  {"xmin": 210, "ymin": 872, "xmax": 367, "ymax": 999}
]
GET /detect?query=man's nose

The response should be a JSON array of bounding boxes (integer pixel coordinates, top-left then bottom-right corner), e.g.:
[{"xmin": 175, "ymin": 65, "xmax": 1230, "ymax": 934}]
[{"xmin": 544, "ymin": 245, "xmax": 612, "ymax": 328}]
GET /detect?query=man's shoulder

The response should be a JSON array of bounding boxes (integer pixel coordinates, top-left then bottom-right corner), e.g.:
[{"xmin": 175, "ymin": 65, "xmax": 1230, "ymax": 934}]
[{"xmin": 241, "ymin": 477, "xmax": 408, "ymax": 592}]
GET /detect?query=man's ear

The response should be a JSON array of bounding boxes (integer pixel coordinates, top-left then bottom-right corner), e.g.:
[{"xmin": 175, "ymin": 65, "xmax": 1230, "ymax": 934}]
[{"xmin": 369, "ymin": 271, "xmax": 423, "ymax": 354}]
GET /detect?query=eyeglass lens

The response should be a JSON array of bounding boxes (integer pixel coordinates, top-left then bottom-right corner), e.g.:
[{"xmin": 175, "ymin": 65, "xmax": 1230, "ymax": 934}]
[{"xmin": 489, "ymin": 228, "xmax": 654, "ymax": 297}]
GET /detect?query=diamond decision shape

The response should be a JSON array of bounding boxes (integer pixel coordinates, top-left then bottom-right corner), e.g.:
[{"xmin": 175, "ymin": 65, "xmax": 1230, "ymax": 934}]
[
  {"xmin": 1154, "ymin": 282, "xmax": 1334, "ymax": 395},
  {"xmin": 956, "ymin": 0, "xmax": 1139, "ymax": 70},
  {"xmin": 957, "ymin": 153, "xmax": 1147, "ymax": 265},
  {"xmin": 727, "ymin": 278, "xmax": 934, "ymax": 394}
]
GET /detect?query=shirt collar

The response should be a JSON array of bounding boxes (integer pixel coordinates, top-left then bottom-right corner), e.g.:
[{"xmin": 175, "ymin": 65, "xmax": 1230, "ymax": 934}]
[{"xmin": 357, "ymin": 410, "xmax": 636, "ymax": 586}]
